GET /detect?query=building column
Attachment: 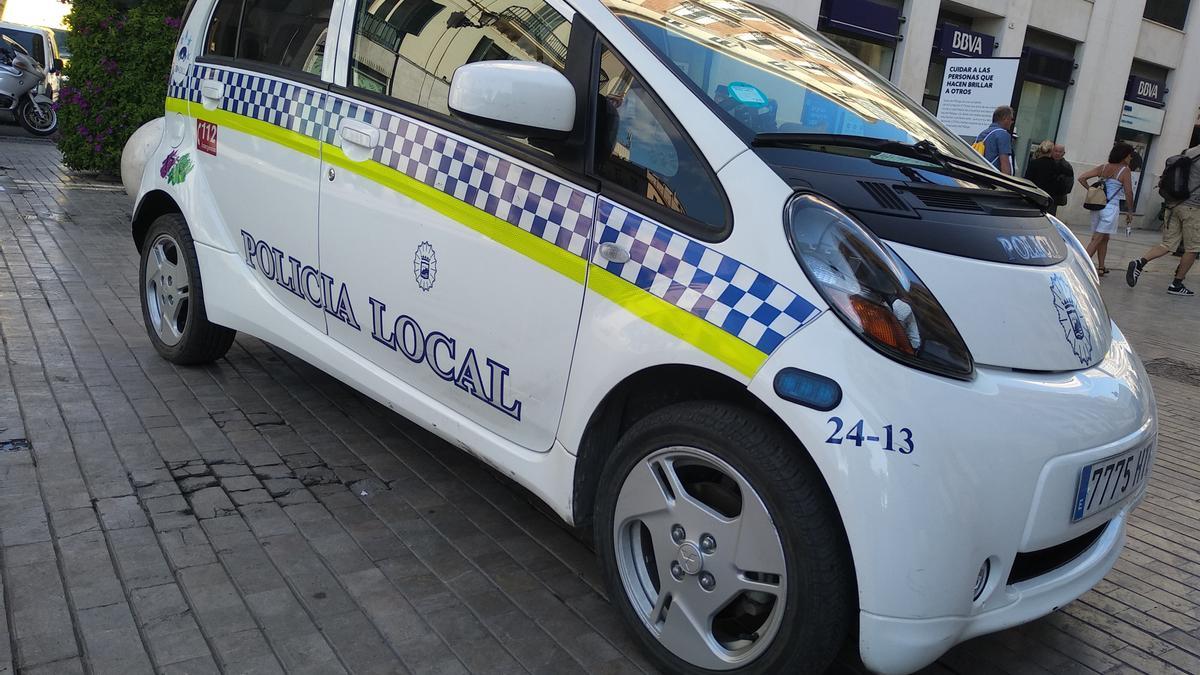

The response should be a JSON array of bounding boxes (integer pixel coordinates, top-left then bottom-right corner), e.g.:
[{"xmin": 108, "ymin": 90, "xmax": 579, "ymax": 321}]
[
  {"xmin": 757, "ymin": 0, "xmax": 824, "ymax": 27},
  {"xmin": 892, "ymin": 0, "xmax": 939, "ymax": 100},
  {"xmin": 1056, "ymin": 0, "xmax": 1147, "ymax": 222},
  {"xmin": 1136, "ymin": 8, "xmax": 1200, "ymax": 228},
  {"xmin": 972, "ymin": 0, "xmax": 1033, "ymax": 58}
]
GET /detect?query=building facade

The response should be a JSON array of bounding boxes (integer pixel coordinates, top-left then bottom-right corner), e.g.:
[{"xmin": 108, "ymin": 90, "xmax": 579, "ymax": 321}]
[{"xmin": 756, "ymin": 0, "xmax": 1200, "ymax": 228}]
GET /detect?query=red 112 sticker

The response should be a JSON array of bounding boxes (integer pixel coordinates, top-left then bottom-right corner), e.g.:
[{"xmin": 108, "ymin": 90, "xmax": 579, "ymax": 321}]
[{"xmin": 197, "ymin": 119, "xmax": 218, "ymax": 156}]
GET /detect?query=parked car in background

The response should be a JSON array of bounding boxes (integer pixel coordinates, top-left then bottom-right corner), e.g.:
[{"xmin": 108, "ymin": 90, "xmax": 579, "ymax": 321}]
[{"xmin": 0, "ymin": 21, "xmax": 63, "ymax": 99}]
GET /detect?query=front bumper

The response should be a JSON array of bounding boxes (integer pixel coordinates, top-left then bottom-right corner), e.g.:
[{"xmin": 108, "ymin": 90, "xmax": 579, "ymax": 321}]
[
  {"xmin": 859, "ymin": 493, "xmax": 1135, "ymax": 674},
  {"xmin": 749, "ymin": 314, "xmax": 1156, "ymax": 673}
]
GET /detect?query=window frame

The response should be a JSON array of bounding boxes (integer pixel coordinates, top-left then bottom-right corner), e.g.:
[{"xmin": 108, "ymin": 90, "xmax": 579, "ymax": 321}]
[
  {"xmin": 335, "ymin": 0, "xmax": 596, "ymax": 186},
  {"xmin": 586, "ymin": 36, "xmax": 733, "ymax": 243},
  {"xmin": 196, "ymin": 0, "xmax": 333, "ymax": 89}
]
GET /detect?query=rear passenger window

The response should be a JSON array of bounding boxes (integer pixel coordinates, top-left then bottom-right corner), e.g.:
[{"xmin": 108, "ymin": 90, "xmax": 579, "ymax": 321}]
[
  {"xmin": 204, "ymin": 0, "xmax": 331, "ymax": 76},
  {"xmin": 348, "ymin": 0, "xmax": 572, "ymax": 152},
  {"xmin": 205, "ymin": 0, "xmax": 241, "ymax": 58},
  {"xmin": 595, "ymin": 42, "xmax": 726, "ymax": 233}
]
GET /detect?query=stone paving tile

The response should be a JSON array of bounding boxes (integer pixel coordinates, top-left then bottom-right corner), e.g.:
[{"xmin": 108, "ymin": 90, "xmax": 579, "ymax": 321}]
[{"xmin": 4, "ymin": 136, "xmax": 1200, "ymax": 675}]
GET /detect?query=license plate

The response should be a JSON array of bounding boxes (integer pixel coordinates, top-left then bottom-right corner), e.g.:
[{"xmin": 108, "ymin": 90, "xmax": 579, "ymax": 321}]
[{"xmin": 1071, "ymin": 444, "xmax": 1154, "ymax": 522}]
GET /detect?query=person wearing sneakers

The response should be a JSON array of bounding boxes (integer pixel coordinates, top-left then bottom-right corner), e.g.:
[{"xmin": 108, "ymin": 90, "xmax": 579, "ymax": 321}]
[{"xmin": 1127, "ymin": 144, "xmax": 1200, "ymax": 296}]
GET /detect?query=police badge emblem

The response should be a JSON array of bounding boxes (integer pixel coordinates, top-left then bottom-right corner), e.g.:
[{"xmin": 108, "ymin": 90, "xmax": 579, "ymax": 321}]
[
  {"xmin": 1050, "ymin": 273, "xmax": 1093, "ymax": 365},
  {"xmin": 413, "ymin": 242, "xmax": 437, "ymax": 291}
]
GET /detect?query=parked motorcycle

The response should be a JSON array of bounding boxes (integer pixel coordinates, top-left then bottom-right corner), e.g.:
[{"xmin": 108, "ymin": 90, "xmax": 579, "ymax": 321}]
[{"xmin": 0, "ymin": 34, "xmax": 57, "ymax": 137}]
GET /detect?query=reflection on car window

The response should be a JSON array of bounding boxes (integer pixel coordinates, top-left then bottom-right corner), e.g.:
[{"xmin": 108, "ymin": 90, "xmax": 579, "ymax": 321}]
[
  {"xmin": 603, "ymin": 0, "xmax": 984, "ymax": 164},
  {"xmin": 595, "ymin": 42, "xmax": 725, "ymax": 232},
  {"xmin": 205, "ymin": 0, "xmax": 241, "ymax": 58},
  {"xmin": 238, "ymin": 0, "xmax": 330, "ymax": 75},
  {"xmin": 348, "ymin": 0, "xmax": 572, "ymax": 155}
]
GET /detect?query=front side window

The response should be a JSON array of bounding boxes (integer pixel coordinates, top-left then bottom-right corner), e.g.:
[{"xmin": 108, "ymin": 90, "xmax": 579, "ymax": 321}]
[
  {"xmin": 204, "ymin": 0, "xmax": 331, "ymax": 76},
  {"xmin": 347, "ymin": 0, "xmax": 572, "ymax": 152},
  {"xmin": 595, "ymin": 42, "xmax": 725, "ymax": 232}
]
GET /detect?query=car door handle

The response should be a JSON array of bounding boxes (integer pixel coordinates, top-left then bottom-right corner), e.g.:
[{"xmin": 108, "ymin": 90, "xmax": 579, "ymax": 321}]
[
  {"xmin": 200, "ymin": 79, "xmax": 224, "ymax": 101},
  {"xmin": 598, "ymin": 242, "xmax": 630, "ymax": 264},
  {"xmin": 199, "ymin": 79, "xmax": 224, "ymax": 111},
  {"xmin": 339, "ymin": 120, "xmax": 379, "ymax": 150}
]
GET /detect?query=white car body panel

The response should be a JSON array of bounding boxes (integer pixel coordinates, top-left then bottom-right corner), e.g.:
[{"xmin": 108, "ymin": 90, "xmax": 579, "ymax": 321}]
[{"xmin": 124, "ymin": 0, "xmax": 1159, "ymax": 671}]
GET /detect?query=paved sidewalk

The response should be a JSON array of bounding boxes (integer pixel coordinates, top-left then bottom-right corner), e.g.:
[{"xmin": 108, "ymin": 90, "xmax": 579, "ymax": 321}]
[{"xmin": 1, "ymin": 137, "xmax": 1199, "ymax": 675}]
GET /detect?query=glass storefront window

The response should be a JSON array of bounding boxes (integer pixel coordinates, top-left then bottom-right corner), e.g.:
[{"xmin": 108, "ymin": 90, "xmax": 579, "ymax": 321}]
[
  {"xmin": 826, "ymin": 32, "xmax": 895, "ymax": 78},
  {"xmin": 1013, "ymin": 81, "xmax": 1065, "ymax": 176}
]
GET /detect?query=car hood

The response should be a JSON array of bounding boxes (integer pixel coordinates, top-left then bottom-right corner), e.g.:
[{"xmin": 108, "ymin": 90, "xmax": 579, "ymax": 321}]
[{"xmin": 889, "ymin": 240, "xmax": 1111, "ymax": 372}]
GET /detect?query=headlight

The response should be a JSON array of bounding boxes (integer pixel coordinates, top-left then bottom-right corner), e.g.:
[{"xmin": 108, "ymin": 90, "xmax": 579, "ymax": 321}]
[{"xmin": 785, "ymin": 193, "xmax": 974, "ymax": 381}]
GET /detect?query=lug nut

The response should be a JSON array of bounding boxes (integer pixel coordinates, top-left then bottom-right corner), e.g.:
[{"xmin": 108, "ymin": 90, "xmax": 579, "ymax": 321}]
[
  {"xmin": 670, "ymin": 524, "xmax": 686, "ymax": 544},
  {"xmin": 670, "ymin": 561, "xmax": 684, "ymax": 580},
  {"xmin": 699, "ymin": 534, "xmax": 716, "ymax": 553},
  {"xmin": 699, "ymin": 572, "xmax": 716, "ymax": 591}
]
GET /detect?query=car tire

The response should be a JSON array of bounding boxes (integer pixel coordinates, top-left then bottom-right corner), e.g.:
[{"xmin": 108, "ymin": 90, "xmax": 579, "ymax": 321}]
[
  {"xmin": 596, "ymin": 401, "xmax": 853, "ymax": 674},
  {"xmin": 139, "ymin": 214, "xmax": 236, "ymax": 364}
]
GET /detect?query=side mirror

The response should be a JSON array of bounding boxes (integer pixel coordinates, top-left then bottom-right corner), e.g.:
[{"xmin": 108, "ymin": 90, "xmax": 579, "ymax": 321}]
[
  {"xmin": 51, "ymin": 58, "xmax": 64, "ymax": 73},
  {"xmin": 448, "ymin": 61, "xmax": 575, "ymax": 140}
]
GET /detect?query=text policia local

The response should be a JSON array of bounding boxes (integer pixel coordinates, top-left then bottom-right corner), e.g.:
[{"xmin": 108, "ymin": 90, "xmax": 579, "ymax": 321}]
[{"xmin": 239, "ymin": 230, "xmax": 523, "ymax": 420}]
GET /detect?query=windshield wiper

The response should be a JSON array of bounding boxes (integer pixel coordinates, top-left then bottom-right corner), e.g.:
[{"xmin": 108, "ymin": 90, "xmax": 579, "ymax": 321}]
[{"xmin": 752, "ymin": 133, "xmax": 1051, "ymax": 210}]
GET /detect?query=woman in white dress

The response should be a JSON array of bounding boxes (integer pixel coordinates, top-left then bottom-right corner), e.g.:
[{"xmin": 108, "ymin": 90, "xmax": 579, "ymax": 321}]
[{"xmin": 1077, "ymin": 143, "xmax": 1136, "ymax": 275}]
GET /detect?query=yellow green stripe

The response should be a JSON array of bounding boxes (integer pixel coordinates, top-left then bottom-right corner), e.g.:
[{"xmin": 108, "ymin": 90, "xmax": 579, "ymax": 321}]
[
  {"xmin": 322, "ymin": 144, "xmax": 587, "ymax": 284},
  {"xmin": 588, "ymin": 269, "xmax": 767, "ymax": 377},
  {"xmin": 169, "ymin": 98, "xmax": 766, "ymax": 377},
  {"xmin": 165, "ymin": 97, "xmax": 189, "ymax": 115}
]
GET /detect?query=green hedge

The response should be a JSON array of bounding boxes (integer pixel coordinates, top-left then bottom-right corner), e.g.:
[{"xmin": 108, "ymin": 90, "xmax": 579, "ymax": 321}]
[{"xmin": 57, "ymin": 0, "xmax": 185, "ymax": 173}]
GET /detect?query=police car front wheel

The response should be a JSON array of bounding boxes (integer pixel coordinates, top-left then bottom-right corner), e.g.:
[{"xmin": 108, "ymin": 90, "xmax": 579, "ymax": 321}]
[
  {"xmin": 596, "ymin": 401, "xmax": 853, "ymax": 674},
  {"xmin": 139, "ymin": 214, "xmax": 236, "ymax": 364}
]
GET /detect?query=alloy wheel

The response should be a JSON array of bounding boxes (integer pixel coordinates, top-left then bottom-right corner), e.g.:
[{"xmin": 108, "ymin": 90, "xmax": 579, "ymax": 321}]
[
  {"xmin": 144, "ymin": 233, "xmax": 190, "ymax": 347},
  {"xmin": 613, "ymin": 446, "xmax": 788, "ymax": 670}
]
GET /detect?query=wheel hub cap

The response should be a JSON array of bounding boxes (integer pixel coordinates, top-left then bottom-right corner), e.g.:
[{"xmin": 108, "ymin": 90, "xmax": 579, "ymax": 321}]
[{"xmin": 676, "ymin": 542, "xmax": 703, "ymax": 575}]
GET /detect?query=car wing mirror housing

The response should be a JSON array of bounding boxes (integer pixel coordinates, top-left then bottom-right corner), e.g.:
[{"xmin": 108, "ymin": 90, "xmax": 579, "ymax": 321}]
[{"xmin": 448, "ymin": 61, "xmax": 575, "ymax": 141}]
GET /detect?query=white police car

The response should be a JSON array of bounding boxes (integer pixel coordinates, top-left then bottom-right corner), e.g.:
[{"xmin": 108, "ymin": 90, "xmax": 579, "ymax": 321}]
[{"xmin": 124, "ymin": 0, "xmax": 1156, "ymax": 671}]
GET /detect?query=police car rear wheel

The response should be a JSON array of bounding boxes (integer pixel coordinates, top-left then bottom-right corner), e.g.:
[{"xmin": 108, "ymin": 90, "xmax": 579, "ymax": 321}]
[
  {"xmin": 139, "ymin": 214, "xmax": 235, "ymax": 364},
  {"xmin": 597, "ymin": 401, "xmax": 852, "ymax": 674}
]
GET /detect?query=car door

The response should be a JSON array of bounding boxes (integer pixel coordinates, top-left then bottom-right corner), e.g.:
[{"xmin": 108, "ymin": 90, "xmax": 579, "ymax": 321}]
[
  {"xmin": 190, "ymin": 0, "xmax": 337, "ymax": 332},
  {"xmin": 316, "ymin": 0, "xmax": 593, "ymax": 451}
]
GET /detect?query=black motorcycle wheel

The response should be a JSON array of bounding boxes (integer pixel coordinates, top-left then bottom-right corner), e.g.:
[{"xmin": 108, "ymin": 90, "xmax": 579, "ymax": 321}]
[{"xmin": 17, "ymin": 98, "xmax": 57, "ymax": 137}]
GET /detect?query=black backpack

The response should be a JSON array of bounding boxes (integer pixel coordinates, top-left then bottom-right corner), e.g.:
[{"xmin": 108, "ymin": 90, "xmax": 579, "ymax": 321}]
[{"xmin": 1158, "ymin": 151, "xmax": 1197, "ymax": 203}]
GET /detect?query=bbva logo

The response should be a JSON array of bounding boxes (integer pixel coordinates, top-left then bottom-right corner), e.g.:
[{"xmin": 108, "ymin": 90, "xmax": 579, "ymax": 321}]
[{"xmin": 952, "ymin": 30, "xmax": 986, "ymax": 56}]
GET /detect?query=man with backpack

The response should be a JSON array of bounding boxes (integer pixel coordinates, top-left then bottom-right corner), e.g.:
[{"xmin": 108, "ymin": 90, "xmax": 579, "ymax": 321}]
[
  {"xmin": 975, "ymin": 106, "xmax": 1016, "ymax": 175},
  {"xmin": 1126, "ymin": 144, "xmax": 1200, "ymax": 296}
]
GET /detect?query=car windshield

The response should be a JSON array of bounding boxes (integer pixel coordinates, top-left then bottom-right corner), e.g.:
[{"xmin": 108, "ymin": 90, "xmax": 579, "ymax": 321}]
[
  {"xmin": 602, "ymin": 0, "xmax": 987, "ymax": 166},
  {"xmin": 1, "ymin": 34, "xmax": 30, "ymax": 56}
]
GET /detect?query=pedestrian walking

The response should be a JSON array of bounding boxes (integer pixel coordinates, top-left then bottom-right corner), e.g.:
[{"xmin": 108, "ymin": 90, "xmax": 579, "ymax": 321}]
[
  {"xmin": 1126, "ymin": 144, "xmax": 1200, "ymax": 296},
  {"xmin": 1077, "ymin": 143, "xmax": 1135, "ymax": 276},
  {"xmin": 974, "ymin": 106, "xmax": 1015, "ymax": 175},
  {"xmin": 1025, "ymin": 141, "xmax": 1074, "ymax": 215}
]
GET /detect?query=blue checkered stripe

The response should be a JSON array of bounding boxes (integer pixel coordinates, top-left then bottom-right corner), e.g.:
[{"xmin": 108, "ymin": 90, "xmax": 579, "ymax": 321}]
[
  {"xmin": 594, "ymin": 200, "xmax": 820, "ymax": 354},
  {"xmin": 326, "ymin": 99, "xmax": 596, "ymax": 259},
  {"xmin": 179, "ymin": 65, "xmax": 595, "ymax": 260},
  {"xmin": 193, "ymin": 66, "xmax": 328, "ymax": 140}
]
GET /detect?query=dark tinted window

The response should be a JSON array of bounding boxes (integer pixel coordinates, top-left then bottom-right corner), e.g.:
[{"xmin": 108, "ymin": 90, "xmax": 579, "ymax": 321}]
[
  {"xmin": 1144, "ymin": 0, "xmax": 1191, "ymax": 29},
  {"xmin": 0, "ymin": 30, "xmax": 43, "ymax": 65},
  {"xmin": 595, "ymin": 43, "xmax": 725, "ymax": 232},
  {"xmin": 205, "ymin": 0, "xmax": 241, "ymax": 58},
  {"xmin": 347, "ymin": 0, "xmax": 571, "ymax": 152},
  {"xmin": 238, "ymin": 0, "xmax": 330, "ymax": 74}
]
